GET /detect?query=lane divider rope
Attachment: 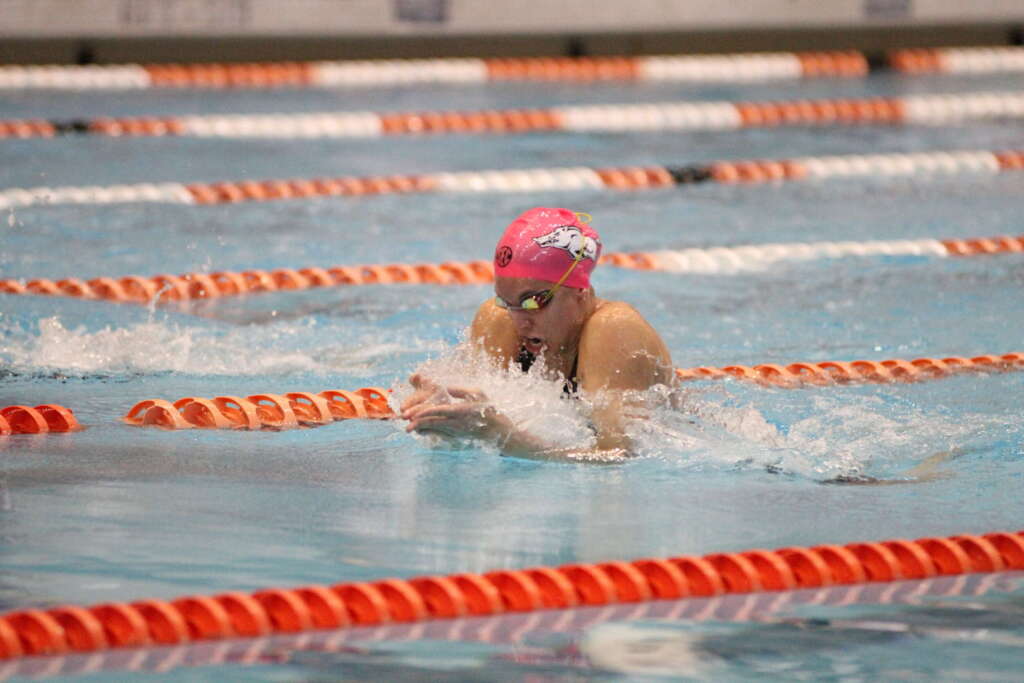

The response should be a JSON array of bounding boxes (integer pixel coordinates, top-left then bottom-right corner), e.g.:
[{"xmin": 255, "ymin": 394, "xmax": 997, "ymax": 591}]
[
  {"xmin": 605, "ymin": 234, "xmax": 1024, "ymax": 273},
  {"xmin": 675, "ymin": 352, "xmax": 1024, "ymax": 387},
  {"xmin": 2, "ymin": 234, "xmax": 1021, "ymax": 304},
  {"xmin": 0, "ymin": 404, "xmax": 80, "ymax": 435},
  {"xmin": 0, "ymin": 50, "xmax": 869, "ymax": 90},
  {"xmin": 122, "ymin": 387, "xmax": 392, "ymax": 430},
  {"xmin": 2, "ymin": 91, "xmax": 1023, "ymax": 139},
  {"xmin": 7, "ymin": 352, "xmax": 1023, "ymax": 437},
  {"xmin": 889, "ymin": 46, "xmax": 1024, "ymax": 75},
  {"xmin": 0, "ymin": 260, "xmax": 496, "ymax": 302},
  {"xmin": 1, "ymin": 148, "xmax": 1021, "ymax": 210},
  {"xmin": 2, "ymin": 570, "xmax": 1013, "ymax": 679},
  {"xmin": 0, "ymin": 529, "xmax": 1020, "ymax": 660},
  {"xmin": 3, "ymin": 47, "xmax": 1023, "ymax": 91}
]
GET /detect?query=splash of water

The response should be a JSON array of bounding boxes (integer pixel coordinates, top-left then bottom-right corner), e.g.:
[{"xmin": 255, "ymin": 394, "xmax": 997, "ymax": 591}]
[
  {"xmin": 0, "ymin": 316, "xmax": 317, "ymax": 376},
  {"xmin": 389, "ymin": 341, "xmax": 995, "ymax": 482},
  {"xmin": 391, "ymin": 344, "xmax": 596, "ymax": 453},
  {"xmin": 390, "ymin": 342, "xmax": 794, "ymax": 465}
]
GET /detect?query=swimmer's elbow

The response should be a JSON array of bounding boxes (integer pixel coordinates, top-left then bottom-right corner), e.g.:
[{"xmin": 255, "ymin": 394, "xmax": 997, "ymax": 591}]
[{"xmin": 494, "ymin": 409, "xmax": 634, "ymax": 463}]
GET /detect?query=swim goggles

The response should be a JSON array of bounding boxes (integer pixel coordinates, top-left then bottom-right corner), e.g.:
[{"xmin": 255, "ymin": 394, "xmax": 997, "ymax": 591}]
[{"xmin": 494, "ymin": 249, "xmax": 585, "ymax": 312}]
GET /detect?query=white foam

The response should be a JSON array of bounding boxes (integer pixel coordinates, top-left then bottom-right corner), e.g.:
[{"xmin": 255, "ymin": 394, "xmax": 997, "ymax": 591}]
[
  {"xmin": 7, "ymin": 316, "xmax": 990, "ymax": 483},
  {"xmin": 391, "ymin": 342, "xmax": 800, "ymax": 463},
  {"xmin": 318, "ymin": 340, "xmax": 446, "ymax": 376},
  {"xmin": 378, "ymin": 339, "xmax": 1008, "ymax": 482},
  {"xmin": 775, "ymin": 394, "xmax": 974, "ymax": 479},
  {"xmin": 675, "ymin": 388, "xmax": 1008, "ymax": 481},
  {"xmin": 5, "ymin": 316, "xmax": 326, "ymax": 376},
  {"xmin": 625, "ymin": 387, "xmax": 789, "ymax": 469}
]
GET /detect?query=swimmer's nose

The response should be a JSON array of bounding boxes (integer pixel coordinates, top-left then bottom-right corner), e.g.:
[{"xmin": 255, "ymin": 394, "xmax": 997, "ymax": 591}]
[{"xmin": 508, "ymin": 309, "xmax": 533, "ymax": 333}]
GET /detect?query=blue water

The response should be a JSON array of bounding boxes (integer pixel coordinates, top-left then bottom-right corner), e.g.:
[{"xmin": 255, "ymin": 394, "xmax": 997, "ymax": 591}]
[{"xmin": 1, "ymin": 71, "xmax": 1024, "ymax": 681}]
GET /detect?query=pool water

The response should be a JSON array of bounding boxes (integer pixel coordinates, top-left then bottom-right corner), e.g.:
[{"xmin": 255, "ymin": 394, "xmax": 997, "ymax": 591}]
[{"xmin": 1, "ymin": 68, "xmax": 1024, "ymax": 680}]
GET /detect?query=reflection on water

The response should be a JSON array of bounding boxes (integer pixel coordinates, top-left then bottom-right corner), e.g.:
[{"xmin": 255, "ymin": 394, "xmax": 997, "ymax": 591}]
[
  {"xmin": 7, "ymin": 573, "xmax": 1021, "ymax": 681},
  {"xmin": 581, "ymin": 590, "xmax": 1024, "ymax": 679}
]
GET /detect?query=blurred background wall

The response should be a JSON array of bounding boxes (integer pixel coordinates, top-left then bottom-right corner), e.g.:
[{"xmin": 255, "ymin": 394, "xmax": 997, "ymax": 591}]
[{"xmin": 1, "ymin": 0, "xmax": 1022, "ymax": 64}]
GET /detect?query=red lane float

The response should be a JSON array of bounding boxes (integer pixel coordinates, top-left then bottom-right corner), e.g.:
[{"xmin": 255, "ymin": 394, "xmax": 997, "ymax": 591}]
[
  {"xmin": 123, "ymin": 387, "xmax": 393, "ymax": 430},
  {"xmin": 1, "ymin": 529, "xmax": 1021, "ymax": 662},
  {"xmin": 0, "ymin": 404, "xmax": 81, "ymax": 434},
  {"xmin": 676, "ymin": 352, "xmax": 1024, "ymax": 387}
]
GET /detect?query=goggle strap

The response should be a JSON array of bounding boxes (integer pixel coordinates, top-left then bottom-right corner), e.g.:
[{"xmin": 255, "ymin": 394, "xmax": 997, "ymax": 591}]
[{"xmin": 549, "ymin": 251, "xmax": 584, "ymax": 291}]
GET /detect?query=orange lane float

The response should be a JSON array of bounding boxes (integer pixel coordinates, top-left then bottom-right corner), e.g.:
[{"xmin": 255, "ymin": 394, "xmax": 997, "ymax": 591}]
[
  {"xmin": 6, "ymin": 90, "xmax": 1024, "ymax": 140},
  {"xmin": 144, "ymin": 61, "xmax": 315, "ymax": 88},
  {"xmin": 888, "ymin": 47, "xmax": 1024, "ymax": 75},
  {"xmin": 940, "ymin": 235, "xmax": 1024, "ymax": 255},
  {"xmin": 675, "ymin": 353, "xmax": 1024, "ymax": 387},
  {"xmin": 0, "ymin": 529, "xmax": 1020, "ymax": 660},
  {"xmin": 4, "ymin": 351, "xmax": 1016, "ymax": 438},
  {"xmin": 4, "ymin": 232, "xmax": 1024, "ymax": 306},
  {"xmin": 0, "ymin": 51, "xmax": 869, "ymax": 94},
  {"xmin": 2, "ymin": 148, "xmax": 1021, "ymax": 211},
  {"xmin": 122, "ymin": 387, "xmax": 392, "ymax": 430},
  {"xmin": 0, "ymin": 404, "xmax": 81, "ymax": 434},
  {"xmin": 0, "ymin": 260, "xmax": 496, "ymax": 304},
  {"xmin": 1, "ymin": 573, "xmax": 1015, "ymax": 680}
]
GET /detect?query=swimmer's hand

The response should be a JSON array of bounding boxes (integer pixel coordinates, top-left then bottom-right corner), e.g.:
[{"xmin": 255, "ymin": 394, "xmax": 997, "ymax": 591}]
[
  {"xmin": 401, "ymin": 375, "xmax": 634, "ymax": 463},
  {"xmin": 402, "ymin": 384, "xmax": 513, "ymax": 442},
  {"xmin": 400, "ymin": 374, "xmax": 450, "ymax": 414}
]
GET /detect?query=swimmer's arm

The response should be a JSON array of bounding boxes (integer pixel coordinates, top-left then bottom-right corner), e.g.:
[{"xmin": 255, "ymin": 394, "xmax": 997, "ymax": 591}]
[
  {"xmin": 403, "ymin": 390, "xmax": 628, "ymax": 462},
  {"xmin": 574, "ymin": 304, "xmax": 676, "ymax": 455},
  {"xmin": 493, "ymin": 415, "xmax": 630, "ymax": 463},
  {"xmin": 822, "ymin": 449, "xmax": 963, "ymax": 485}
]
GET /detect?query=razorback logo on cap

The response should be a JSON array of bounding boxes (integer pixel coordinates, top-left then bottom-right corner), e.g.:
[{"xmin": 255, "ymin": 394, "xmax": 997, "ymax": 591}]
[{"xmin": 533, "ymin": 225, "xmax": 599, "ymax": 262}]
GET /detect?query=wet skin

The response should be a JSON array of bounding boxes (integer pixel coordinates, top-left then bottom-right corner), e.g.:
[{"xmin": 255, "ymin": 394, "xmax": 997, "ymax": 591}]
[{"xmin": 401, "ymin": 276, "xmax": 675, "ymax": 461}]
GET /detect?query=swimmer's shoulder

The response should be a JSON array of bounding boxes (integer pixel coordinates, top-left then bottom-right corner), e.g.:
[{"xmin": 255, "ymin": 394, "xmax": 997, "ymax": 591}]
[
  {"xmin": 581, "ymin": 300, "xmax": 675, "ymax": 385},
  {"xmin": 588, "ymin": 299, "xmax": 644, "ymax": 324},
  {"xmin": 469, "ymin": 298, "xmax": 517, "ymax": 363},
  {"xmin": 584, "ymin": 300, "xmax": 661, "ymax": 340},
  {"xmin": 470, "ymin": 297, "xmax": 510, "ymax": 333}
]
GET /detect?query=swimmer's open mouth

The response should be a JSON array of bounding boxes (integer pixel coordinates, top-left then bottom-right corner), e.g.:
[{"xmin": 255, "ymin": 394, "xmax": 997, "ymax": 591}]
[{"xmin": 523, "ymin": 337, "xmax": 544, "ymax": 354}]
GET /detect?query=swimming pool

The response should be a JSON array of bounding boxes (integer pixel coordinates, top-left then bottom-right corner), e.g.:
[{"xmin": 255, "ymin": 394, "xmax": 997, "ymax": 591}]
[{"xmin": 1, "ymin": 57, "xmax": 1024, "ymax": 680}]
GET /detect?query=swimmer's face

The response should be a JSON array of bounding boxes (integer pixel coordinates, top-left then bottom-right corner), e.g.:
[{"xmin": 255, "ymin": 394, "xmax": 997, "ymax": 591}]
[{"xmin": 494, "ymin": 276, "xmax": 588, "ymax": 358}]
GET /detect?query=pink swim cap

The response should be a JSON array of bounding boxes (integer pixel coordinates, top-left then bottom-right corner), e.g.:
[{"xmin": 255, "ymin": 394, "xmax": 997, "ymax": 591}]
[{"xmin": 493, "ymin": 207, "xmax": 602, "ymax": 289}]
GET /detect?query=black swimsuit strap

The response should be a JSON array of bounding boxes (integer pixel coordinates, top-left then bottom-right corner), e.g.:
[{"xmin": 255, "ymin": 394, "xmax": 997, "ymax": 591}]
[
  {"xmin": 517, "ymin": 346, "xmax": 579, "ymax": 396},
  {"xmin": 564, "ymin": 353, "xmax": 580, "ymax": 396}
]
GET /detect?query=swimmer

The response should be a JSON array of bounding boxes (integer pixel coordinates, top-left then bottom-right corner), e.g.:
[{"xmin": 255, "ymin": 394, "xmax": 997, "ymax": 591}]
[{"xmin": 401, "ymin": 207, "xmax": 676, "ymax": 461}]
